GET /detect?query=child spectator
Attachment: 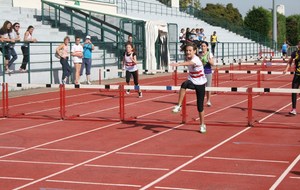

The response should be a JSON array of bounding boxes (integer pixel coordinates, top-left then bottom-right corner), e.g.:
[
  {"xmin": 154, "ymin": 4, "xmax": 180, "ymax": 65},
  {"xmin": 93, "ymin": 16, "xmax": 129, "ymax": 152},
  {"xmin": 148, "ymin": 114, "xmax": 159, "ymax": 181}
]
[{"xmin": 71, "ymin": 36, "xmax": 83, "ymax": 84}]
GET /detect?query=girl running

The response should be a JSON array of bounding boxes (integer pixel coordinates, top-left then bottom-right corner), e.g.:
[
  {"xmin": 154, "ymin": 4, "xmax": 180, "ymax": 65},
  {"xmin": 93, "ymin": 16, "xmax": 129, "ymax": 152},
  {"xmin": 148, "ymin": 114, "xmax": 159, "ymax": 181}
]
[
  {"xmin": 171, "ymin": 42, "xmax": 207, "ymax": 133},
  {"xmin": 199, "ymin": 41, "xmax": 214, "ymax": 106},
  {"xmin": 283, "ymin": 40, "xmax": 300, "ymax": 115},
  {"xmin": 122, "ymin": 42, "xmax": 142, "ymax": 98}
]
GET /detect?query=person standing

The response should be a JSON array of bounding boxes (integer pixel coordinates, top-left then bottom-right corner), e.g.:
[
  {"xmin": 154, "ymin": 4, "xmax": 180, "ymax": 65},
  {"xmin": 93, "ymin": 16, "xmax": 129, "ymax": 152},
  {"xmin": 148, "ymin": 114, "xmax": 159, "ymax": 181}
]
[
  {"xmin": 7, "ymin": 22, "xmax": 21, "ymax": 71},
  {"xmin": 171, "ymin": 42, "xmax": 207, "ymax": 133},
  {"xmin": 20, "ymin": 25, "xmax": 37, "ymax": 72},
  {"xmin": 199, "ymin": 28, "xmax": 206, "ymax": 42},
  {"xmin": 56, "ymin": 36, "xmax": 71, "ymax": 84},
  {"xmin": 283, "ymin": 40, "xmax": 300, "ymax": 115},
  {"xmin": 80, "ymin": 35, "xmax": 94, "ymax": 84},
  {"xmin": 210, "ymin": 31, "xmax": 218, "ymax": 56},
  {"xmin": 71, "ymin": 36, "xmax": 83, "ymax": 84},
  {"xmin": 199, "ymin": 41, "xmax": 214, "ymax": 107},
  {"xmin": 122, "ymin": 42, "xmax": 142, "ymax": 98},
  {"xmin": 281, "ymin": 41, "xmax": 289, "ymax": 60},
  {"xmin": 0, "ymin": 20, "xmax": 14, "ymax": 73}
]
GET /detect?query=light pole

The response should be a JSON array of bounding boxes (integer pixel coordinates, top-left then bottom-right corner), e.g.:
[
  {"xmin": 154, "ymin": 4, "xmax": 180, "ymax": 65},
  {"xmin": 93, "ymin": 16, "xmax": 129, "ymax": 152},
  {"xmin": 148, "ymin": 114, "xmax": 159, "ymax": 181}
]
[{"xmin": 273, "ymin": 0, "xmax": 277, "ymax": 47}]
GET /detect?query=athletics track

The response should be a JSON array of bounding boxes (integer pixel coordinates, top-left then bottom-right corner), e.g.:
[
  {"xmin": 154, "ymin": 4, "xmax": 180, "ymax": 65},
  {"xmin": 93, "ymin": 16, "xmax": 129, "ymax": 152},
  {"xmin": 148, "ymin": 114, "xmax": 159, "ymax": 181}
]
[{"xmin": 0, "ymin": 60, "xmax": 300, "ymax": 190}]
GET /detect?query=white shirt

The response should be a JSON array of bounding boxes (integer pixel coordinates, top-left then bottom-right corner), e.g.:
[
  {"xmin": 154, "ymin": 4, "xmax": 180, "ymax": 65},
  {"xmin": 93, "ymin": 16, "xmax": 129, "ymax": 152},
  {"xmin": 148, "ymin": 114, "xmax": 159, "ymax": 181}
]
[
  {"xmin": 187, "ymin": 55, "xmax": 207, "ymax": 85},
  {"xmin": 71, "ymin": 44, "xmax": 83, "ymax": 63},
  {"xmin": 124, "ymin": 52, "xmax": 137, "ymax": 72}
]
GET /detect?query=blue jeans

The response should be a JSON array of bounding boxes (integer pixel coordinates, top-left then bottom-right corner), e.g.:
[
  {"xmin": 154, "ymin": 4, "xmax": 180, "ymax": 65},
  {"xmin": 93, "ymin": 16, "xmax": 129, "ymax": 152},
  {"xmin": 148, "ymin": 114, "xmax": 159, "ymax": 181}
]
[
  {"xmin": 8, "ymin": 48, "xmax": 18, "ymax": 68},
  {"xmin": 60, "ymin": 57, "xmax": 71, "ymax": 81},
  {"xmin": 80, "ymin": 58, "xmax": 92, "ymax": 76}
]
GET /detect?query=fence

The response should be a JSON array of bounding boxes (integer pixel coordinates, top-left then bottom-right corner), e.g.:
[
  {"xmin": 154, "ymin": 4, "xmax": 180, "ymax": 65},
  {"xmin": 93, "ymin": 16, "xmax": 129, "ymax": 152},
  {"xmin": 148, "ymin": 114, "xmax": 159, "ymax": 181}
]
[
  {"xmin": 1, "ymin": 40, "xmax": 295, "ymax": 84},
  {"xmin": 0, "ymin": 41, "xmax": 121, "ymax": 83}
]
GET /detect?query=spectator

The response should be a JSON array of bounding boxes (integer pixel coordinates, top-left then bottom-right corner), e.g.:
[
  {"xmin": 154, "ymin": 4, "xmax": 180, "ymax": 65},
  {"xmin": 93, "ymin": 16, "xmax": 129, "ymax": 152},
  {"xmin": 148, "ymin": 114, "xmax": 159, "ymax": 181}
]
[
  {"xmin": 281, "ymin": 40, "xmax": 289, "ymax": 59},
  {"xmin": 80, "ymin": 35, "xmax": 94, "ymax": 85},
  {"xmin": 179, "ymin": 28, "xmax": 186, "ymax": 51},
  {"xmin": 127, "ymin": 34, "xmax": 133, "ymax": 43},
  {"xmin": 8, "ymin": 22, "xmax": 21, "ymax": 71},
  {"xmin": 199, "ymin": 28, "xmax": 206, "ymax": 42},
  {"xmin": 185, "ymin": 28, "xmax": 191, "ymax": 42},
  {"xmin": 56, "ymin": 36, "xmax": 71, "ymax": 84},
  {"xmin": 179, "ymin": 28, "xmax": 185, "ymax": 43},
  {"xmin": 0, "ymin": 20, "xmax": 14, "ymax": 73},
  {"xmin": 210, "ymin": 31, "xmax": 218, "ymax": 56},
  {"xmin": 71, "ymin": 36, "xmax": 83, "ymax": 84},
  {"xmin": 189, "ymin": 28, "xmax": 198, "ymax": 42},
  {"xmin": 20, "ymin": 25, "xmax": 37, "ymax": 72}
]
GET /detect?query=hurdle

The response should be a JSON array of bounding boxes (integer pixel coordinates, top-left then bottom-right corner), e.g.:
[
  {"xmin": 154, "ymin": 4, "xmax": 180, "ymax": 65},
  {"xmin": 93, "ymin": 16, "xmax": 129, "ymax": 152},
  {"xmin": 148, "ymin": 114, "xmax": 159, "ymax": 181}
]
[{"xmin": 2, "ymin": 83, "xmax": 300, "ymax": 127}]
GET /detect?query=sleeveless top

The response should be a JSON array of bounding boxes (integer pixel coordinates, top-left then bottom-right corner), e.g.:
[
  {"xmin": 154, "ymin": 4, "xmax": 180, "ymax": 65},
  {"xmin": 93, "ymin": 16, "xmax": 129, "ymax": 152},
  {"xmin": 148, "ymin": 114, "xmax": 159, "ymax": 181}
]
[{"xmin": 124, "ymin": 52, "xmax": 137, "ymax": 72}]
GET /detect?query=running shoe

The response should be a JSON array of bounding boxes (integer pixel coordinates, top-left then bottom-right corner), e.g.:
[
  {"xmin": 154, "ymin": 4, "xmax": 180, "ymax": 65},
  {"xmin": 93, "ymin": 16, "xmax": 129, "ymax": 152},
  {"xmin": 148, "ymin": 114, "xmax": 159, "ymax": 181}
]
[
  {"xmin": 200, "ymin": 124, "xmax": 206, "ymax": 133},
  {"xmin": 87, "ymin": 80, "xmax": 92, "ymax": 85},
  {"xmin": 126, "ymin": 89, "xmax": 130, "ymax": 95},
  {"xmin": 172, "ymin": 105, "xmax": 181, "ymax": 113},
  {"xmin": 289, "ymin": 109, "xmax": 297, "ymax": 115},
  {"xmin": 138, "ymin": 92, "xmax": 143, "ymax": 98},
  {"xmin": 207, "ymin": 101, "xmax": 212, "ymax": 107}
]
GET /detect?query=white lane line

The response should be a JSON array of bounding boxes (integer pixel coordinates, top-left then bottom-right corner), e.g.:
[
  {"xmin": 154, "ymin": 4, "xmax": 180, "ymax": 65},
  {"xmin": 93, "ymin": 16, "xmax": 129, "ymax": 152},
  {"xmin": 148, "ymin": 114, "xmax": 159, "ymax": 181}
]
[
  {"xmin": 0, "ymin": 120, "xmax": 61, "ymax": 136},
  {"xmin": 13, "ymin": 124, "xmax": 185, "ymax": 190},
  {"xmin": 34, "ymin": 148, "xmax": 106, "ymax": 154},
  {"xmin": 181, "ymin": 169, "xmax": 276, "ymax": 178},
  {"xmin": 258, "ymin": 97, "xmax": 300, "ymax": 123},
  {"xmin": 116, "ymin": 152, "xmax": 193, "ymax": 158},
  {"xmin": 0, "ymin": 122, "xmax": 122, "ymax": 160},
  {"xmin": 269, "ymin": 154, "xmax": 300, "ymax": 190},
  {"xmin": 139, "ymin": 127, "xmax": 252, "ymax": 190},
  {"xmin": 46, "ymin": 179, "xmax": 141, "ymax": 188},
  {"xmin": 84, "ymin": 164, "xmax": 169, "ymax": 171},
  {"xmin": 290, "ymin": 176, "xmax": 300, "ymax": 179},
  {"xmin": 0, "ymin": 146, "xmax": 106, "ymax": 154},
  {"xmin": 8, "ymin": 91, "xmax": 94, "ymax": 108},
  {"xmin": 204, "ymin": 156, "xmax": 289, "ymax": 164},
  {"xmin": 80, "ymin": 93, "xmax": 175, "ymax": 117},
  {"xmin": 0, "ymin": 176, "xmax": 34, "ymax": 181},
  {"xmin": 0, "ymin": 146, "xmax": 24, "ymax": 150},
  {"xmin": 0, "ymin": 159, "xmax": 73, "ymax": 166},
  {"xmin": 233, "ymin": 141, "xmax": 300, "ymax": 147},
  {"xmin": 155, "ymin": 186, "xmax": 197, "ymax": 190}
]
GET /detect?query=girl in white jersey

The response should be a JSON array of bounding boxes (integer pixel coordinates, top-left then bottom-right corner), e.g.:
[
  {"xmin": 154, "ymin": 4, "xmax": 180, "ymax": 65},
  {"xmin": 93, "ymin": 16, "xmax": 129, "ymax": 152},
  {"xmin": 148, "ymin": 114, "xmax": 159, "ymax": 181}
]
[
  {"xmin": 123, "ymin": 43, "xmax": 142, "ymax": 98},
  {"xmin": 170, "ymin": 42, "xmax": 207, "ymax": 133},
  {"xmin": 71, "ymin": 36, "xmax": 83, "ymax": 84}
]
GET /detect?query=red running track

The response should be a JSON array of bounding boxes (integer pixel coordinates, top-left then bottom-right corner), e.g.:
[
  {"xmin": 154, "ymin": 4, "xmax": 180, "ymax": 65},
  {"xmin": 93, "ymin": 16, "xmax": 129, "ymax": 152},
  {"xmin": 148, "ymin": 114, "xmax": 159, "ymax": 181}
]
[{"xmin": 0, "ymin": 70, "xmax": 300, "ymax": 189}]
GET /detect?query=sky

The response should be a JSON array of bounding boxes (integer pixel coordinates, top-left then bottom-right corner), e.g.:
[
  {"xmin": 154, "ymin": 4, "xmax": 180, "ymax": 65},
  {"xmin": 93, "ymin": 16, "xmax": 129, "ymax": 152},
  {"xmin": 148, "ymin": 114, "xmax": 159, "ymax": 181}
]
[{"xmin": 200, "ymin": 0, "xmax": 300, "ymax": 17}]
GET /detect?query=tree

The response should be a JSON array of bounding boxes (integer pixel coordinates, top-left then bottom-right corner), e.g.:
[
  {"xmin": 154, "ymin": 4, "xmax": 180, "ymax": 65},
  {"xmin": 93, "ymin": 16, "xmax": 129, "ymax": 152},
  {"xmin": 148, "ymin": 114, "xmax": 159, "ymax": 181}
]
[
  {"xmin": 286, "ymin": 15, "xmax": 300, "ymax": 45},
  {"xmin": 244, "ymin": 7, "xmax": 272, "ymax": 37},
  {"xmin": 202, "ymin": 3, "xmax": 243, "ymax": 26}
]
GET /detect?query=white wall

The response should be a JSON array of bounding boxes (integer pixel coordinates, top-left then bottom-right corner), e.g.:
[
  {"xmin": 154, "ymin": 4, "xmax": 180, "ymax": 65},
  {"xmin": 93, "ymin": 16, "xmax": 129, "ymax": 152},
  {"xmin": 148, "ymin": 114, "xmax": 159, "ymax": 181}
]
[{"xmin": 13, "ymin": 0, "xmax": 41, "ymax": 9}]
